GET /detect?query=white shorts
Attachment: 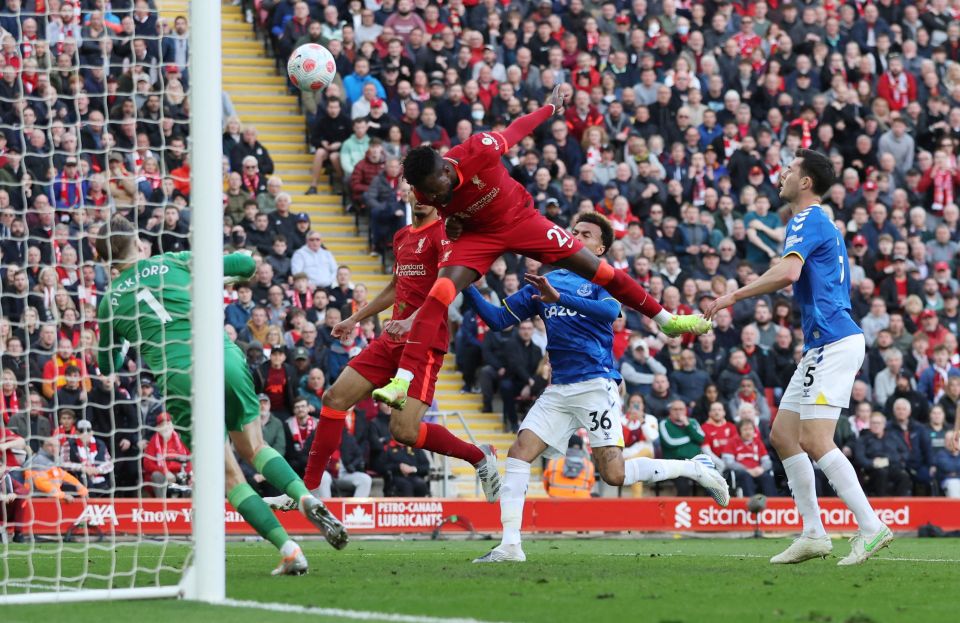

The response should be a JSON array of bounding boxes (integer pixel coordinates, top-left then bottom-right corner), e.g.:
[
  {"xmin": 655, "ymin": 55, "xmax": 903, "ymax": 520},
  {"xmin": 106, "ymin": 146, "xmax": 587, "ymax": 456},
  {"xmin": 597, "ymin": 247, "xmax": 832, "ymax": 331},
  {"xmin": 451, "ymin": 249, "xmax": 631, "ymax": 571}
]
[
  {"xmin": 780, "ymin": 333, "xmax": 865, "ymax": 420},
  {"xmin": 520, "ymin": 377, "xmax": 624, "ymax": 459}
]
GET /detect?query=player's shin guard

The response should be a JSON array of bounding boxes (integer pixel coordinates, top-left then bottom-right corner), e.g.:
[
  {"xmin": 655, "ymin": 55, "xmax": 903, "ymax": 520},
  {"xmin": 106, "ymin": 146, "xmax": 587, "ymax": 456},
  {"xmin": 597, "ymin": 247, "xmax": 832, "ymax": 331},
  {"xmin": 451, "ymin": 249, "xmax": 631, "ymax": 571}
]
[
  {"xmin": 590, "ymin": 260, "xmax": 666, "ymax": 319},
  {"xmin": 500, "ymin": 458, "xmax": 530, "ymax": 546},
  {"xmin": 228, "ymin": 483, "xmax": 289, "ymax": 550},
  {"xmin": 303, "ymin": 406, "xmax": 349, "ymax": 490},
  {"xmin": 396, "ymin": 277, "xmax": 457, "ymax": 378},
  {"xmin": 818, "ymin": 448, "xmax": 883, "ymax": 535},
  {"xmin": 254, "ymin": 446, "xmax": 311, "ymax": 501},
  {"xmin": 414, "ymin": 421, "xmax": 485, "ymax": 465}
]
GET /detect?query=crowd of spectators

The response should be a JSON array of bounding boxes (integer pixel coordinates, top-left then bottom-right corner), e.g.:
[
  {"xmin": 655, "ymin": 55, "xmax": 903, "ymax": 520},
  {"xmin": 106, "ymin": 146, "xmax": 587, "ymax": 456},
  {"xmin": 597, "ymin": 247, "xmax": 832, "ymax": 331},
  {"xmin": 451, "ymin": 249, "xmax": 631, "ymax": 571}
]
[
  {"xmin": 252, "ymin": 0, "xmax": 960, "ymax": 499},
  {"xmin": 2, "ymin": 0, "xmax": 960, "ymax": 522}
]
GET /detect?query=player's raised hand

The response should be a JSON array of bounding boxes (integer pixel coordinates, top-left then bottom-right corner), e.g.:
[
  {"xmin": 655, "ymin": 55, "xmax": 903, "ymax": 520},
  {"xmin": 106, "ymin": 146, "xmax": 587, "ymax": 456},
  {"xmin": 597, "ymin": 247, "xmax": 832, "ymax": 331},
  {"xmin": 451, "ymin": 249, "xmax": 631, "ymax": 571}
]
[
  {"xmin": 332, "ymin": 318, "xmax": 357, "ymax": 339},
  {"xmin": 703, "ymin": 294, "xmax": 735, "ymax": 321},
  {"xmin": 525, "ymin": 273, "xmax": 560, "ymax": 304},
  {"xmin": 548, "ymin": 83, "xmax": 570, "ymax": 115}
]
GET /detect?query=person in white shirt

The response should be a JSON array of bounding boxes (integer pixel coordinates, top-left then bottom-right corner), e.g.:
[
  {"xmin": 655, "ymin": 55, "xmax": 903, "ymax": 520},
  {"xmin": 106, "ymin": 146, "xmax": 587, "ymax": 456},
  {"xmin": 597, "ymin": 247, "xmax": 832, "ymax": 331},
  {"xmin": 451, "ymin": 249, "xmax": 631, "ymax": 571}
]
[{"xmin": 291, "ymin": 232, "xmax": 338, "ymax": 289}]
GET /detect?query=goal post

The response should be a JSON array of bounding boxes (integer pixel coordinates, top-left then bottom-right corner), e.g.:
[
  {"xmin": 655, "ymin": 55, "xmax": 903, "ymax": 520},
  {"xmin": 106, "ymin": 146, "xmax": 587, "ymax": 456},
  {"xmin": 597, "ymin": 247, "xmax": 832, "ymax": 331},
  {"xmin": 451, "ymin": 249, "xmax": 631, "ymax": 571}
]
[
  {"xmin": 184, "ymin": 0, "xmax": 226, "ymax": 602},
  {"xmin": 184, "ymin": 0, "xmax": 226, "ymax": 604},
  {"xmin": 0, "ymin": 0, "xmax": 225, "ymax": 605}
]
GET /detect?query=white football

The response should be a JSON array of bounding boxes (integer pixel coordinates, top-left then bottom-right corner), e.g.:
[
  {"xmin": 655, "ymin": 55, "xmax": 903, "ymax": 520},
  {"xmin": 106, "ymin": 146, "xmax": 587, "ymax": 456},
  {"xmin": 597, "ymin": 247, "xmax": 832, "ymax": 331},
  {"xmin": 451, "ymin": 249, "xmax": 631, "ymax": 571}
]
[{"xmin": 287, "ymin": 43, "xmax": 337, "ymax": 92}]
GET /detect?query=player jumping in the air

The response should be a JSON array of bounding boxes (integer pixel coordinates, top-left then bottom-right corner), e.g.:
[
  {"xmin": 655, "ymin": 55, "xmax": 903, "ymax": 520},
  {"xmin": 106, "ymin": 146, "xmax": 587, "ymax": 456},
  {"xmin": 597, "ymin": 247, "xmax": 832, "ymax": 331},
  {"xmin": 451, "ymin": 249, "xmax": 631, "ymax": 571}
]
[
  {"xmin": 371, "ymin": 84, "xmax": 711, "ymax": 410},
  {"xmin": 464, "ymin": 214, "xmax": 729, "ymax": 563},
  {"xmin": 705, "ymin": 150, "xmax": 892, "ymax": 565},
  {"xmin": 264, "ymin": 199, "xmax": 501, "ymax": 509},
  {"xmin": 95, "ymin": 216, "xmax": 348, "ymax": 576}
]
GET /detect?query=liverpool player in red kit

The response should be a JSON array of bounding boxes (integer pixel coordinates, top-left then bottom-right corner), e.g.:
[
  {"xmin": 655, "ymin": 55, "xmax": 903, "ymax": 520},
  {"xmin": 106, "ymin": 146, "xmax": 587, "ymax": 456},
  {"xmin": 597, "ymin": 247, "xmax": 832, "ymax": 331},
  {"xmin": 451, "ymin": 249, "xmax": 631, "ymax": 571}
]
[
  {"xmin": 266, "ymin": 200, "xmax": 501, "ymax": 509},
  {"xmin": 373, "ymin": 84, "xmax": 711, "ymax": 409}
]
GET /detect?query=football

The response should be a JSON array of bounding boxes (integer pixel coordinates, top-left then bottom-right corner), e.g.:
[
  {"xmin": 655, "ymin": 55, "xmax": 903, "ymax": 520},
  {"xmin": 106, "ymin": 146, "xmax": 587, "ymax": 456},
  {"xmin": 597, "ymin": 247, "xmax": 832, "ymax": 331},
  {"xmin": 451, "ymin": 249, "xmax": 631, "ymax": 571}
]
[{"xmin": 287, "ymin": 43, "xmax": 336, "ymax": 92}]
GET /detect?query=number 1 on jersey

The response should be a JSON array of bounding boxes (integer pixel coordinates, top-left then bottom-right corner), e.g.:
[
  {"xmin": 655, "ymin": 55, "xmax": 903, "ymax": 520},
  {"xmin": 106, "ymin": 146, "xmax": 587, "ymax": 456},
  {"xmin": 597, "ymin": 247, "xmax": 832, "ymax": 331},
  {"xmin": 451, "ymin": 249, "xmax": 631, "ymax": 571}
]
[{"xmin": 136, "ymin": 289, "xmax": 172, "ymax": 324}]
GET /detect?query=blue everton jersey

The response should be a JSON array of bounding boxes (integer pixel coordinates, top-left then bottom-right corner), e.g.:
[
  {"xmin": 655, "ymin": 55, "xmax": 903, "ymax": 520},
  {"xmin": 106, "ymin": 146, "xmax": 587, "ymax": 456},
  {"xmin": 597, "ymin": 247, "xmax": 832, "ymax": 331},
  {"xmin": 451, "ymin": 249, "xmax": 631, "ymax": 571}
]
[
  {"xmin": 781, "ymin": 205, "xmax": 862, "ymax": 351},
  {"xmin": 464, "ymin": 270, "xmax": 621, "ymax": 385}
]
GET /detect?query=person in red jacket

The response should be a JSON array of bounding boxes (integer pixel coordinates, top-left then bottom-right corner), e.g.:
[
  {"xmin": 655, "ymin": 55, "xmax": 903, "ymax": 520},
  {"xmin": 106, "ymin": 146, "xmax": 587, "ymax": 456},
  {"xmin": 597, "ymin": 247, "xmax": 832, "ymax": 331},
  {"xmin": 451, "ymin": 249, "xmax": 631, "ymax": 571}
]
[
  {"xmin": 349, "ymin": 141, "xmax": 386, "ymax": 209},
  {"xmin": 564, "ymin": 90, "xmax": 603, "ymax": 143},
  {"xmin": 702, "ymin": 401, "xmax": 738, "ymax": 465},
  {"xmin": 875, "ymin": 54, "xmax": 917, "ymax": 112},
  {"xmin": 723, "ymin": 419, "xmax": 777, "ymax": 497},
  {"xmin": 143, "ymin": 412, "xmax": 192, "ymax": 498}
]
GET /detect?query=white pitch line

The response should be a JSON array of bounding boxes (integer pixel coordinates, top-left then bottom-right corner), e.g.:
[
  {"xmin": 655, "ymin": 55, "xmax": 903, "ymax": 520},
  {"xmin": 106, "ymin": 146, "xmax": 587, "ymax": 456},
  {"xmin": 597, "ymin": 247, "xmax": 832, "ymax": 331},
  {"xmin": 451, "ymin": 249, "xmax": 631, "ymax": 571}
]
[
  {"xmin": 605, "ymin": 552, "xmax": 960, "ymax": 563},
  {"xmin": 221, "ymin": 599, "xmax": 512, "ymax": 623}
]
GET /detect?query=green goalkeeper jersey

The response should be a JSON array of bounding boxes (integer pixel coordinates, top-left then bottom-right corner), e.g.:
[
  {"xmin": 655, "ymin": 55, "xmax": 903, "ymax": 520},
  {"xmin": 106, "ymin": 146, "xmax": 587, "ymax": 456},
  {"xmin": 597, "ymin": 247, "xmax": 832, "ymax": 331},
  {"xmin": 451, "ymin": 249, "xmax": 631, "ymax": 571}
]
[{"xmin": 97, "ymin": 251, "xmax": 256, "ymax": 377}]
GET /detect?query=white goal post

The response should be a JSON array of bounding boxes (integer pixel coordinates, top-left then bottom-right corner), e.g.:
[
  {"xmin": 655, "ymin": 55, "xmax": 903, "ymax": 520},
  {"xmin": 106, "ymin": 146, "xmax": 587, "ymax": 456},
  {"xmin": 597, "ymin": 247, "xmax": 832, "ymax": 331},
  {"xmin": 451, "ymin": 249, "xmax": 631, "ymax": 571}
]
[
  {"xmin": 183, "ymin": 0, "xmax": 226, "ymax": 605},
  {"xmin": 0, "ymin": 0, "xmax": 224, "ymax": 605}
]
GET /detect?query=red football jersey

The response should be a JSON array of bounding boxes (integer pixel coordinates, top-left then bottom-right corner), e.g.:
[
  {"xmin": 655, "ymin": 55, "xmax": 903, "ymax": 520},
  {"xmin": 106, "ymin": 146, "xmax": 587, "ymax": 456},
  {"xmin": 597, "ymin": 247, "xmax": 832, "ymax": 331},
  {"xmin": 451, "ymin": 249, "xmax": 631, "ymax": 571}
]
[
  {"xmin": 391, "ymin": 218, "xmax": 449, "ymax": 352},
  {"xmin": 413, "ymin": 131, "xmax": 535, "ymax": 232},
  {"xmin": 1, "ymin": 428, "xmax": 22, "ymax": 468},
  {"xmin": 729, "ymin": 435, "xmax": 768, "ymax": 470},
  {"xmin": 702, "ymin": 420, "xmax": 739, "ymax": 457}
]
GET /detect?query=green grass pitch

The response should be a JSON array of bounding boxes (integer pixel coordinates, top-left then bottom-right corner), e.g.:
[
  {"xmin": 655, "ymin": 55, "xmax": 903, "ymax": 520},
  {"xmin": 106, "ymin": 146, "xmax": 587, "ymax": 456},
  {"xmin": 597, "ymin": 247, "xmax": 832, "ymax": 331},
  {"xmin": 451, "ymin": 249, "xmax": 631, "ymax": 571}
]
[{"xmin": 4, "ymin": 538, "xmax": 954, "ymax": 623}]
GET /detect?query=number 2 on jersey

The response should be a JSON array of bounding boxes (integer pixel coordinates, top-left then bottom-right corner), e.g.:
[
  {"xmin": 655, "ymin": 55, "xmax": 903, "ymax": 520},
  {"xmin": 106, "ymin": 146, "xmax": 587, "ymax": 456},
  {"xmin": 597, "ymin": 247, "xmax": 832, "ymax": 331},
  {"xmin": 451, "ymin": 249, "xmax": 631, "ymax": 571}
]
[
  {"xmin": 136, "ymin": 289, "xmax": 172, "ymax": 324},
  {"xmin": 547, "ymin": 225, "xmax": 573, "ymax": 248}
]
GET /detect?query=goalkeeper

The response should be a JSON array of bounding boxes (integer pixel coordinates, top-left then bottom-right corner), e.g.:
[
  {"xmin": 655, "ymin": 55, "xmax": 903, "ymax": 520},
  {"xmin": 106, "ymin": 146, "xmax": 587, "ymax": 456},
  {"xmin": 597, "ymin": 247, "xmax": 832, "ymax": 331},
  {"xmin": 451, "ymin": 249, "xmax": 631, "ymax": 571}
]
[{"xmin": 95, "ymin": 216, "xmax": 347, "ymax": 576}]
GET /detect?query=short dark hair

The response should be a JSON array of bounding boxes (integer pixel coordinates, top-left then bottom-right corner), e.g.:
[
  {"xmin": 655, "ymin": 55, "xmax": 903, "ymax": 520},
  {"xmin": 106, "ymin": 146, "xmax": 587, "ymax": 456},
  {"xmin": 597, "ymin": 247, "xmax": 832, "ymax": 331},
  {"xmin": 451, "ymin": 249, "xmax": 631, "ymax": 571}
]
[
  {"xmin": 795, "ymin": 148, "xmax": 835, "ymax": 196},
  {"xmin": 574, "ymin": 212, "xmax": 615, "ymax": 254},
  {"xmin": 94, "ymin": 215, "xmax": 138, "ymax": 265},
  {"xmin": 402, "ymin": 145, "xmax": 442, "ymax": 188}
]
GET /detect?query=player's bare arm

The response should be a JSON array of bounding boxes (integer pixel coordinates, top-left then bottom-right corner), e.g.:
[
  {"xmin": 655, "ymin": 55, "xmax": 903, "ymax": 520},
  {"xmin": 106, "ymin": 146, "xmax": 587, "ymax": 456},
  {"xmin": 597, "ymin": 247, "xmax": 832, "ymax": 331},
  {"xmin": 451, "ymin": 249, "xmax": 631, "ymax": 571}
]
[
  {"xmin": 333, "ymin": 276, "xmax": 396, "ymax": 339},
  {"xmin": 704, "ymin": 254, "xmax": 803, "ymax": 320}
]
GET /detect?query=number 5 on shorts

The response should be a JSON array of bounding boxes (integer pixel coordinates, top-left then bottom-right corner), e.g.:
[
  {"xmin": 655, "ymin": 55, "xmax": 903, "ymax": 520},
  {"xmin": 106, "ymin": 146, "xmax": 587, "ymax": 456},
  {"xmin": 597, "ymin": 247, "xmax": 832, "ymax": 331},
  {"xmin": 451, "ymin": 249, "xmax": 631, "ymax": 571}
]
[{"xmin": 803, "ymin": 365, "xmax": 816, "ymax": 388}]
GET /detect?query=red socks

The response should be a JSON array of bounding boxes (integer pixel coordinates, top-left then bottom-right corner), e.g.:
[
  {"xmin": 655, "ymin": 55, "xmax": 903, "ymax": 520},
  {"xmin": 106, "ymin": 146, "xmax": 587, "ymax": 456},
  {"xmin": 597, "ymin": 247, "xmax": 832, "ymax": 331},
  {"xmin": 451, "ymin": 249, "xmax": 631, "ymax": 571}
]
[
  {"xmin": 397, "ymin": 277, "xmax": 457, "ymax": 374},
  {"xmin": 303, "ymin": 406, "xmax": 348, "ymax": 490},
  {"xmin": 592, "ymin": 260, "xmax": 665, "ymax": 319},
  {"xmin": 414, "ymin": 422, "xmax": 484, "ymax": 465}
]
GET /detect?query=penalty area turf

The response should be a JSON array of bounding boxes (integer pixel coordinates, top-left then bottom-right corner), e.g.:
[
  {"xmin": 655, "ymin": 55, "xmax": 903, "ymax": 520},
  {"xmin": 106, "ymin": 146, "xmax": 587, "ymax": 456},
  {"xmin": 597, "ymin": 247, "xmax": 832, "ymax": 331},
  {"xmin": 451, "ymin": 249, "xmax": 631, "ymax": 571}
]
[{"xmin": 4, "ymin": 537, "xmax": 954, "ymax": 623}]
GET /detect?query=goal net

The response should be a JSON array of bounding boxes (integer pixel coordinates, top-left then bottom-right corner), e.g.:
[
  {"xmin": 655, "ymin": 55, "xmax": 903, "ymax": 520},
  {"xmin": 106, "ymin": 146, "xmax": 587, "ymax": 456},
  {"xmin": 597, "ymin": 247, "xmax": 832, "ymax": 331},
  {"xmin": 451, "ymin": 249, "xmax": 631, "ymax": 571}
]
[{"xmin": 0, "ymin": 0, "xmax": 223, "ymax": 604}]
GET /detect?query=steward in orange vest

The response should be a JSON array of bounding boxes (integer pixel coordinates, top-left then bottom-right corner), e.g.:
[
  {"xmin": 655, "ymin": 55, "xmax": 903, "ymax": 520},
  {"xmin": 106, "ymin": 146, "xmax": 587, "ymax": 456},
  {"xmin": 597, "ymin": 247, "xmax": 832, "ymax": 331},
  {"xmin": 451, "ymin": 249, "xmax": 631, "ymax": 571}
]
[{"xmin": 543, "ymin": 436, "xmax": 595, "ymax": 498}]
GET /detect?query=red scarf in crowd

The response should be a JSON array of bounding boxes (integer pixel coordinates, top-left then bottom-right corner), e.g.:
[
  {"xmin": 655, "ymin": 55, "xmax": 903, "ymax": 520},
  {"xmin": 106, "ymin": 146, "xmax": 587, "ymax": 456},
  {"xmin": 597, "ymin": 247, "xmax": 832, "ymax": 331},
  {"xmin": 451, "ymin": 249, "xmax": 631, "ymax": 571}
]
[
  {"xmin": 767, "ymin": 164, "xmax": 781, "ymax": 185},
  {"xmin": 242, "ymin": 172, "xmax": 260, "ymax": 196},
  {"xmin": 691, "ymin": 172, "xmax": 706, "ymax": 206},
  {"xmin": 723, "ymin": 137, "xmax": 739, "ymax": 159},
  {"xmin": 883, "ymin": 71, "xmax": 910, "ymax": 109},
  {"xmin": 288, "ymin": 416, "xmax": 317, "ymax": 446},
  {"xmin": 0, "ymin": 391, "xmax": 18, "ymax": 424},
  {"xmin": 799, "ymin": 120, "xmax": 813, "ymax": 148},
  {"xmin": 291, "ymin": 288, "xmax": 314, "ymax": 309},
  {"xmin": 932, "ymin": 365, "xmax": 951, "ymax": 402},
  {"xmin": 932, "ymin": 168, "xmax": 954, "ymax": 213},
  {"xmin": 737, "ymin": 389, "xmax": 759, "ymax": 406},
  {"xmin": 59, "ymin": 171, "xmax": 82, "ymax": 207}
]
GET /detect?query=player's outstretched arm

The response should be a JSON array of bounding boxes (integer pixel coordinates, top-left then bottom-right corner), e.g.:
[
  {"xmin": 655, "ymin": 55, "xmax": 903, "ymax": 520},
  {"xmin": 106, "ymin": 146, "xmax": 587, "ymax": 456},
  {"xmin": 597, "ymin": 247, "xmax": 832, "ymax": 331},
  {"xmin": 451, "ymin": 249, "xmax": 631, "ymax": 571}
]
[
  {"xmin": 524, "ymin": 273, "xmax": 621, "ymax": 324},
  {"xmin": 338, "ymin": 277, "xmax": 398, "ymax": 337},
  {"xmin": 462, "ymin": 285, "xmax": 531, "ymax": 330},
  {"xmin": 704, "ymin": 255, "xmax": 802, "ymax": 320},
  {"xmin": 499, "ymin": 84, "xmax": 568, "ymax": 148},
  {"xmin": 224, "ymin": 251, "xmax": 257, "ymax": 280}
]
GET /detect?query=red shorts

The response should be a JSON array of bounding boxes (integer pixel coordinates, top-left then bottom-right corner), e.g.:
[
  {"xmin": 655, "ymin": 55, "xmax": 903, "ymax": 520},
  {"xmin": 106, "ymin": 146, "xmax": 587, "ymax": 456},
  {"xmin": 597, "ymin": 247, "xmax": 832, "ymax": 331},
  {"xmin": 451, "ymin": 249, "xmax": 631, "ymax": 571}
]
[
  {"xmin": 439, "ymin": 211, "xmax": 584, "ymax": 275},
  {"xmin": 347, "ymin": 335, "xmax": 445, "ymax": 405}
]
